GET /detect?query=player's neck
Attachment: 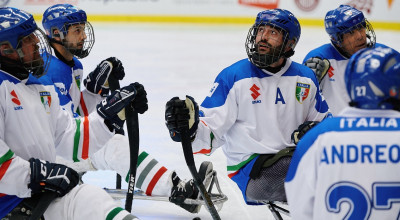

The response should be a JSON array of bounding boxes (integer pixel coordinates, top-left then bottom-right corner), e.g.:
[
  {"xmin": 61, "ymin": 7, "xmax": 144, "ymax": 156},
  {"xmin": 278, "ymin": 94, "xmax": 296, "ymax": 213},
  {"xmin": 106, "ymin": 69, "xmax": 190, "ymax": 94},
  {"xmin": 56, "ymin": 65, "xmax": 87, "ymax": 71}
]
[
  {"xmin": 51, "ymin": 43, "xmax": 75, "ymax": 67},
  {"xmin": 264, "ymin": 58, "xmax": 286, "ymax": 73}
]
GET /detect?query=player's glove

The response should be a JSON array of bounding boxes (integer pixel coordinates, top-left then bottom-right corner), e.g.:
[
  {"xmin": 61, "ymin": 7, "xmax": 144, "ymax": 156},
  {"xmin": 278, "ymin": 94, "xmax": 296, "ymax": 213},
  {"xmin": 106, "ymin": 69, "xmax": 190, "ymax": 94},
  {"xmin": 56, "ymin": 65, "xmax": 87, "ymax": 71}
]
[
  {"xmin": 291, "ymin": 121, "xmax": 319, "ymax": 145},
  {"xmin": 97, "ymin": 83, "xmax": 138, "ymax": 133},
  {"xmin": 304, "ymin": 57, "xmax": 331, "ymax": 84},
  {"xmin": 165, "ymin": 96, "xmax": 199, "ymax": 142},
  {"xmin": 84, "ymin": 57, "xmax": 125, "ymax": 97},
  {"xmin": 28, "ymin": 158, "xmax": 79, "ymax": 197},
  {"xmin": 130, "ymin": 82, "xmax": 148, "ymax": 114}
]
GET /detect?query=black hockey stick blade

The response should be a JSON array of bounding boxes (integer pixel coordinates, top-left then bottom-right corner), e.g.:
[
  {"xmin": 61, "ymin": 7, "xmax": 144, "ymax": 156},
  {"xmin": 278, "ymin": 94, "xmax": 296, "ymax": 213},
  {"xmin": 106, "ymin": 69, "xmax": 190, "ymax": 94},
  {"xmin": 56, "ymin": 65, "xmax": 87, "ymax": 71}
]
[
  {"xmin": 108, "ymin": 75, "xmax": 140, "ymax": 213},
  {"xmin": 29, "ymin": 192, "xmax": 57, "ymax": 220},
  {"xmin": 179, "ymin": 128, "xmax": 221, "ymax": 220}
]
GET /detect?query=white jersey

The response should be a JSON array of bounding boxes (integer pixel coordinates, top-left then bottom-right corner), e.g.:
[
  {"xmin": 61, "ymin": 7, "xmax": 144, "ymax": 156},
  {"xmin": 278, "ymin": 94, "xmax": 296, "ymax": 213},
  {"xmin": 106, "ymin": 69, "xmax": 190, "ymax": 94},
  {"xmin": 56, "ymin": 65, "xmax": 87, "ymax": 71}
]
[
  {"xmin": 192, "ymin": 58, "xmax": 330, "ymax": 177},
  {"xmin": 0, "ymin": 70, "xmax": 113, "ymax": 204},
  {"xmin": 285, "ymin": 107, "xmax": 400, "ymax": 220},
  {"xmin": 303, "ymin": 43, "xmax": 389, "ymax": 115},
  {"xmin": 46, "ymin": 55, "xmax": 173, "ymax": 197}
]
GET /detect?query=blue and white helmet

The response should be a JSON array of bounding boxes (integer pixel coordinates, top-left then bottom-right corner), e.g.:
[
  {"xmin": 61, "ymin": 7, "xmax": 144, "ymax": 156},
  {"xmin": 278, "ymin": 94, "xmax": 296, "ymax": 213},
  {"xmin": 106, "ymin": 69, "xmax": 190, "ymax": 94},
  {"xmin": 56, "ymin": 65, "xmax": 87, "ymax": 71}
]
[
  {"xmin": 0, "ymin": 7, "xmax": 51, "ymax": 79},
  {"xmin": 246, "ymin": 9, "xmax": 301, "ymax": 68},
  {"xmin": 42, "ymin": 4, "xmax": 94, "ymax": 58},
  {"xmin": 325, "ymin": 5, "xmax": 375, "ymax": 48},
  {"xmin": 345, "ymin": 46, "xmax": 400, "ymax": 110}
]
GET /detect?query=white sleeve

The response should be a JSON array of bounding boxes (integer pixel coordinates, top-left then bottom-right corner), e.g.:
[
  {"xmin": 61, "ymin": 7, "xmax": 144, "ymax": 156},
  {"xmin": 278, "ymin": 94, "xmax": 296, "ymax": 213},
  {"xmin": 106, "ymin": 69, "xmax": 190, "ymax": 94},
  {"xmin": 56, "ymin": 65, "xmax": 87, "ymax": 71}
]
[
  {"xmin": 52, "ymin": 93, "xmax": 114, "ymax": 162},
  {"xmin": 191, "ymin": 78, "xmax": 237, "ymax": 155},
  {"xmin": 79, "ymin": 89, "xmax": 104, "ymax": 115},
  {"xmin": 0, "ymin": 148, "xmax": 31, "ymax": 197}
]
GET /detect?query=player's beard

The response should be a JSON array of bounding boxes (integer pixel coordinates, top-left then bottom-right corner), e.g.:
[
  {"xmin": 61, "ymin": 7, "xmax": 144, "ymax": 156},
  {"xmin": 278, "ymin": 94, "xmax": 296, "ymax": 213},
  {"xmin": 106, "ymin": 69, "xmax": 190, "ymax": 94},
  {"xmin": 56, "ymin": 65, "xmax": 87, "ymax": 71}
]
[
  {"xmin": 65, "ymin": 40, "xmax": 88, "ymax": 58},
  {"xmin": 251, "ymin": 40, "xmax": 285, "ymax": 68},
  {"xmin": 24, "ymin": 46, "xmax": 45, "ymax": 78}
]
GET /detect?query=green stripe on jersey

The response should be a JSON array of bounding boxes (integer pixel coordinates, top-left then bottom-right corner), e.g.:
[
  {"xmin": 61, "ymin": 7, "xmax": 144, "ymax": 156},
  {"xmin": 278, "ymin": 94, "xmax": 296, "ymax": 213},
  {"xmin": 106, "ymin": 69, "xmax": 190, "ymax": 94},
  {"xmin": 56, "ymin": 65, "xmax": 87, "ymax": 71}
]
[
  {"xmin": 106, "ymin": 207, "xmax": 124, "ymax": 220},
  {"xmin": 227, "ymin": 153, "xmax": 258, "ymax": 171},
  {"xmin": 0, "ymin": 150, "xmax": 14, "ymax": 165},
  {"xmin": 73, "ymin": 118, "xmax": 82, "ymax": 162}
]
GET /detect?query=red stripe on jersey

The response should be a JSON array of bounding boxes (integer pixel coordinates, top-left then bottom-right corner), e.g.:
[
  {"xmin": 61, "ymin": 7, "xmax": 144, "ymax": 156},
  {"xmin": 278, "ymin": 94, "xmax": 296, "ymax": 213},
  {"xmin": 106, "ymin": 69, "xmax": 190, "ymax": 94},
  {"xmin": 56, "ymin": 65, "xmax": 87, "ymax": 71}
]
[
  {"xmin": 145, "ymin": 166, "xmax": 167, "ymax": 196},
  {"xmin": 0, "ymin": 193, "xmax": 6, "ymax": 197},
  {"xmin": 82, "ymin": 116, "xmax": 89, "ymax": 159},
  {"xmin": 0, "ymin": 158, "xmax": 13, "ymax": 181},
  {"xmin": 80, "ymin": 93, "xmax": 90, "ymax": 159},
  {"xmin": 194, "ymin": 148, "xmax": 211, "ymax": 154},
  {"xmin": 79, "ymin": 92, "xmax": 89, "ymax": 116},
  {"xmin": 228, "ymin": 170, "xmax": 239, "ymax": 179}
]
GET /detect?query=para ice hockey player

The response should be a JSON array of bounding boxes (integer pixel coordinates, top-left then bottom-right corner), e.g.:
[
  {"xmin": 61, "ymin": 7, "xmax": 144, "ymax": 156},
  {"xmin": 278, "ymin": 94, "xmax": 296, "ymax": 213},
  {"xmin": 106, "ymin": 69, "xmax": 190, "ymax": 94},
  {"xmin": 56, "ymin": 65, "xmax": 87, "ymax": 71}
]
[
  {"xmin": 303, "ymin": 5, "xmax": 395, "ymax": 115},
  {"xmin": 165, "ymin": 9, "xmax": 329, "ymax": 205},
  {"xmin": 41, "ymin": 3, "xmax": 213, "ymax": 213},
  {"xmin": 285, "ymin": 46, "xmax": 400, "ymax": 219},
  {"xmin": 0, "ymin": 7, "xmax": 142, "ymax": 220}
]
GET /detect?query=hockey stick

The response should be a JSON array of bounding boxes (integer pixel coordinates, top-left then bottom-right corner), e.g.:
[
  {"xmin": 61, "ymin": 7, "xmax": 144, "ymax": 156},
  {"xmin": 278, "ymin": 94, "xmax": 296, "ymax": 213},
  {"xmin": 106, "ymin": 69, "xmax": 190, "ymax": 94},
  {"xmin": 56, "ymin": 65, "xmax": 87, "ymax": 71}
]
[
  {"xmin": 179, "ymin": 128, "xmax": 221, "ymax": 220},
  {"xmin": 108, "ymin": 75, "xmax": 140, "ymax": 212},
  {"xmin": 29, "ymin": 192, "xmax": 57, "ymax": 220}
]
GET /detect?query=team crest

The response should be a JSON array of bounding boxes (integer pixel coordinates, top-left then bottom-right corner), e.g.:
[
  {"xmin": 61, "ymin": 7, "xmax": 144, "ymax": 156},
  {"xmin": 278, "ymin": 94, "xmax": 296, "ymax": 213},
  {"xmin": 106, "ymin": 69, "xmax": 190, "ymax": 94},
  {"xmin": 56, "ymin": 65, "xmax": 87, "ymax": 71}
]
[
  {"xmin": 40, "ymin": 91, "xmax": 52, "ymax": 113},
  {"xmin": 295, "ymin": 82, "xmax": 310, "ymax": 104}
]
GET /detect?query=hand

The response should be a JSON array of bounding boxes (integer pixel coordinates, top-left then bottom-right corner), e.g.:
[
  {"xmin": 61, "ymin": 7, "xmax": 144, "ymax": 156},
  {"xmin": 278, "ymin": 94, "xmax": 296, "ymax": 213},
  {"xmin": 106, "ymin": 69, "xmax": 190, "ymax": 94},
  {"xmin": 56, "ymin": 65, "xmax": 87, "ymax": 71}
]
[
  {"xmin": 291, "ymin": 121, "xmax": 319, "ymax": 145},
  {"xmin": 304, "ymin": 57, "xmax": 331, "ymax": 83},
  {"xmin": 28, "ymin": 158, "xmax": 79, "ymax": 197},
  {"xmin": 130, "ymin": 82, "xmax": 148, "ymax": 114},
  {"xmin": 97, "ymin": 83, "xmax": 137, "ymax": 133},
  {"xmin": 84, "ymin": 57, "xmax": 125, "ymax": 97},
  {"xmin": 165, "ymin": 96, "xmax": 199, "ymax": 142},
  {"xmin": 105, "ymin": 57, "xmax": 125, "ymax": 80}
]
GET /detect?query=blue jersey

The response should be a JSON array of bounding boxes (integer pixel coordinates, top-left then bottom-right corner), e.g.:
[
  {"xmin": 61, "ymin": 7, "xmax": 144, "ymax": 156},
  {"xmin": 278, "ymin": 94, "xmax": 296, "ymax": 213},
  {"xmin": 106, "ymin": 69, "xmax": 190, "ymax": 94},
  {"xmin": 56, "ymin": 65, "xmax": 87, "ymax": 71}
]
[
  {"xmin": 285, "ymin": 107, "xmax": 400, "ymax": 219},
  {"xmin": 44, "ymin": 54, "xmax": 103, "ymax": 118},
  {"xmin": 303, "ymin": 43, "xmax": 389, "ymax": 115},
  {"xmin": 191, "ymin": 58, "xmax": 330, "ymax": 203}
]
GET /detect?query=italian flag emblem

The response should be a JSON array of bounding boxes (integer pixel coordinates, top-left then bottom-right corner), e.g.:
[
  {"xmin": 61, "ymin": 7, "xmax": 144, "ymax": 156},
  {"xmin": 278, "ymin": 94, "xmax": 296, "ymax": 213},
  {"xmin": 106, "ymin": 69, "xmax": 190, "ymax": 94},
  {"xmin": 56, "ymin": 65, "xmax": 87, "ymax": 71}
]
[
  {"xmin": 40, "ymin": 91, "xmax": 52, "ymax": 113},
  {"xmin": 295, "ymin": 82, "xmax": 310, "ymax": 104}
]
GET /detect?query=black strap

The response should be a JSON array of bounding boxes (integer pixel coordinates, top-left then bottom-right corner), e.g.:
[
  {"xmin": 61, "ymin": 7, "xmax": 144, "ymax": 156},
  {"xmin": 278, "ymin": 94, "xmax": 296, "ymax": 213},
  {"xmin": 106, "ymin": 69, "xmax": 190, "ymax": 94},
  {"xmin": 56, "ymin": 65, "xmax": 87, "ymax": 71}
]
[
  {"xmin": 249, "ymin": 154, "xmax": 274, "ymax": 179},
  {"xmin": 249, "ymin": 147, "xmax": 296, "ymax": 179}
]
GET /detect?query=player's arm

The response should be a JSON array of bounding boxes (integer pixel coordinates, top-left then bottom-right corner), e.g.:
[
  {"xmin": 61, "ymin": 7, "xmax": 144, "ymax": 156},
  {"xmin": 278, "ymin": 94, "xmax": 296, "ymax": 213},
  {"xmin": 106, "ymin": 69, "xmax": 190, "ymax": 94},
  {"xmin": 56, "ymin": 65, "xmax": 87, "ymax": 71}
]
[
  {"xmin": 81, "ymin": 57, "xmax": 126, "ymax": 114},
  {"xmin": 165, "ymin": 75, "xmax": 236, "ymax": 155},
  {"xmin": 53, "ymin": 83, "xmax": 148, "ymax": 161}
]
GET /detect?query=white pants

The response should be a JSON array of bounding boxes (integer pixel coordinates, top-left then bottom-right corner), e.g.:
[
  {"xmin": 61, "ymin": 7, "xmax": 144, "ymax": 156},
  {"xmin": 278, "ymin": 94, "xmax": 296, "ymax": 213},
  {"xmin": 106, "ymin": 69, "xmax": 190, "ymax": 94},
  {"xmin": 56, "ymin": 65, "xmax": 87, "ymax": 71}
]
[
  {"xmin": 44, "ymin": 184, "xmax": 138, "ymax": 220},
  {"xmin": 90, "ymin": 134, "xmax": 173, "ymax": 196}
]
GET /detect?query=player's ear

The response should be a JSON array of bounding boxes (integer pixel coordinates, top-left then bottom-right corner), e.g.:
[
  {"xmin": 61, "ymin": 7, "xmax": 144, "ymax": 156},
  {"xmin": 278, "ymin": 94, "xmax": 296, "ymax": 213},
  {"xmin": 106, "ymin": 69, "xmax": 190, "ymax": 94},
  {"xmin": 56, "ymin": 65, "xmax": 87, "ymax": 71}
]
[{"xmin": 285, "ymin": 39, "xmax": 295, "ymax": 51}]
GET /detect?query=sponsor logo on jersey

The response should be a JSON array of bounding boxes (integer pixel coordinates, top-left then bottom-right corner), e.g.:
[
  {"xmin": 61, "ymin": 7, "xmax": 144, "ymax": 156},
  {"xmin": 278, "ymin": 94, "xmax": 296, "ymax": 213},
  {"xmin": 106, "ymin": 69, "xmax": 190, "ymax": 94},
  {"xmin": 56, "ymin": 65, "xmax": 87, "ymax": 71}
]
[
  {"xmin": 208, "ymin": 82, "xmax": 219, "ymax": 97},
  {"xmin": 250, "ymin": 84, "xmax": 262, "ymax": 104},
  {"xmin": 295, "ymin": 82, "xmax": 310, "ymax": 103},
  {"xmin": 54, "ymin": 82, "xmax": 68, "ymax": 95},
  {"xmin": 10, "ymin": 90, "xmax": 23, "ymax": 110},
  {"xmin": 328, "ymin": 65, "xmax": 335, "ymax": 80},
  {"xmin": 40, "ymin": 91, "xmax": 52, "ymax": 114}
]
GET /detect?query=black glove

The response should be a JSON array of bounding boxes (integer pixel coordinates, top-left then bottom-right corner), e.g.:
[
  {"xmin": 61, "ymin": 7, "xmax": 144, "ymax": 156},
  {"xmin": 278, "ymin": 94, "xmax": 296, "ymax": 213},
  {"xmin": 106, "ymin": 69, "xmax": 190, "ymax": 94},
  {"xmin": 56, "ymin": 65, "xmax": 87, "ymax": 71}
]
[
  {"xmin": 130, "ymin": 82, "xmax": 148, "ymax": 114},
  {"xmin": 304, "ymin": 57, "xmax": 331, "ymax": 84},
  {"xmin": 105, "ymin": 57, "xmax": 125, "ymax": 80},
  {"xmin": 165, "ymin": 95, "xmax": 199, "ymax": 142},
  {"xmin": 28, "ymin": 158, "xmax": 79, "ymax": 197},
  {"xmin": 84, "ymin": 57, "xmax": 125, "ymax": 97},
  {"xmin": 291, "ymin": 121, "xmax": 319, "ymax": 145},
  {"xmin": 97, "ymin": 83, "xmax": 137, "ymax": 133}
]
